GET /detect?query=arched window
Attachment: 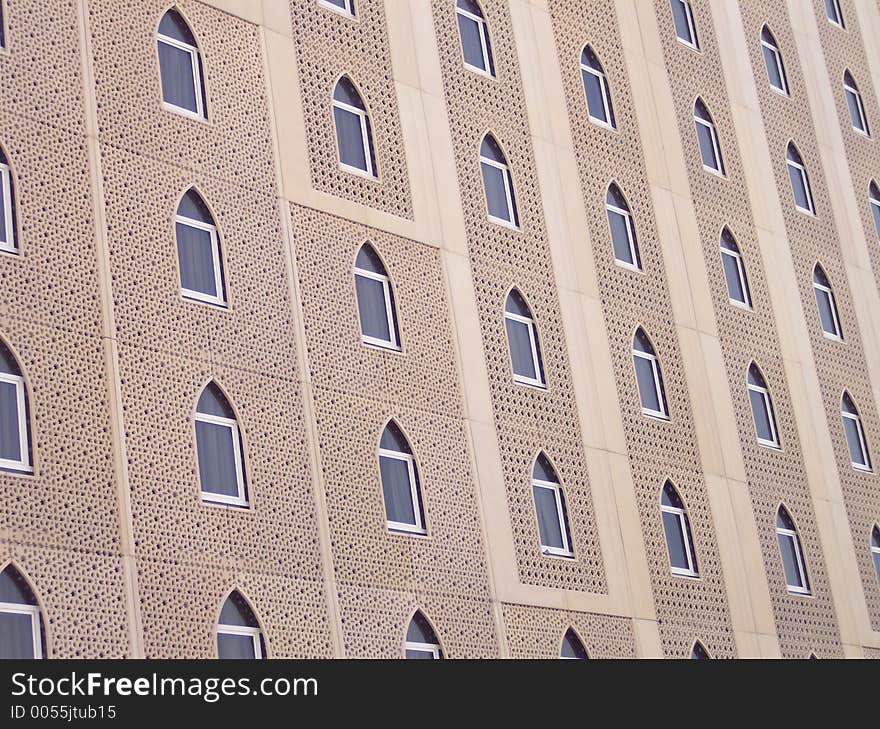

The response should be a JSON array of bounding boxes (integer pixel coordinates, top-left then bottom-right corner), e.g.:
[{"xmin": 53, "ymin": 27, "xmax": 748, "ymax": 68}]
[
  {"xmin": 825, "ymin": 0, "xmax": 845, "ymax": 28},
  {"xmin": 379, "ymin": 420, "xmax": 425, "ymax": 534},
  {"xmin": 176, "ymin": 188, "xmax": 226, "ymax": 306},
  {"xmin": 217, "ymin": 591, "xmax": 264, "ymax": 659},
  {"xmin": 776, "ymin": 506, "xmax": 810, "ymax": 595},
  {"xmin": 747, "ymin": 363, "xmax": 779, "ymax": 448},
  {"xmin": 580, "ymin": 46, "xmax": 615, "ymax": 129},
  {"xmin": 0, "ymin": 564, "xmax": 44, "ymax": 659},
  {"xmin": 333, "ymin": 76, "xmax": 377, "ymax": 178},
  {"xmin": 319, "ymin": 0, "xmax": 354, "ymax": 17},
  {"xmin": 871, "ymin": 525, "xmax": 880, "ymax": 587},
  {"xmin": 560, "ymin": 628, "xmax": 589, "ymax": 659},
  {"xmin": 760, "ymin": 26, "xmax": 788, "ymax": 95},
  {"xmin": 812, "ymin": 264, "xmax": 843, "ymax": 340},
  {"xmin": 844, "ymin": 71, "xmax": 870, "ymax": 136},
  {"xmin": 157, "ymin": 8, "xmax": 206, "ymax": 120},
  {"xmin": 504, "ymin": 289, "xmax": 545, "ymax": 388},
  {"xmin": 786, "ymin": 143, "xmax": 815, "ymax": 215},
  {"xmin": 694, "ymin": 99, "xmax": 724, "ymax": 175},
  {"xmin": 720, "ymin": 228, "xmax": 751, "ymax": 307},
  {"xmin": 661, "ymin": 481, "xmax": 698, "ymax": 577},
  {"xmin": 532, "ymin": 452, "xmax": 573, "ymax": 558},
  {"xmin": 606, "ymin": 183, "xmax": 641, "ymax": 270},
  {"xmin": 0, "ymin": 146, "xmax": 18, "ymax": 254},
  {"xmin": 842, "ymin": 392, "xmax": 871, "ymax": 471},
  {"xmin": 691, "ymin": 641, "xmax": 710, "ymax": 660},
  {"xmin": 195, "ymin": 382, "xmax": 247, "ymax": 507},
  {"xmin": 405, "ymin": 611, "xmax": 443, "ymax": 659},
  {"xmin": 671, "ymin": 0, "xmax": 699, "ymax": 50},
  {"xmin": 480, "ymin": 135, "xmax": 519, "ymax": 227},
  {"xmin": 633, "ymin": 329, "xmax": 668, "ymax": 419},
  {"xmin": 456, "ymin": 0, "xmax": 494, "ymax": 77},
  {"xmin": 354, "ymin": 243, "xmax": 400, "ymax": 350},
  {"xmin": 869, "ymin": 181, "xmax": 880, "ymax": 239},
  {"xmin": 0, "ymin": 339, "xmax": 32, "ymax": 474}
]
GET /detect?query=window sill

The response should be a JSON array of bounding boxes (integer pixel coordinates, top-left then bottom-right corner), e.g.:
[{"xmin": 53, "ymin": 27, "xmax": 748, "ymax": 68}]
[
  {"xmin": 541, "ymin": 548, "xmax": 575, "ymax": 559},
  {"xmin": 756, "ymin": 439, "xmax": 782, "ymax": 450},
  {"xmin": 487, "ymin": 214, "xmax": 521, "ymax": 232},
  {"xmin": 794, "ymin": 205, "xmax": 816, "ymax": 217},
  {"xmin": 850, "ymin": 463, "xmax": 873, "ymax": 474},
  {"xmin": 785, "ymin": 587, "xmax": 813, "ymax": 597},
  {"xmin": 821, "ymin": 331, "xmax": 843, "ymax": 343},
  {"xmin": 181, "ymin": 292, "xmax": 228, "ymax": 309},
  {"xmin": 462, "ymin": 62, "xmax": 496, "ymax": 80},
  {"xmin": 675, "ymin": 38, "xmax": 701, "ymax": 53},
  {"xmin": 200, "ymin": 495, "xmax": 250, "ymax": 509},
  {"xmin": 670, "ymin": 569, "xmax": 700, "ymax": 580},
  {"xmin": 361, "ymin": 337, "xmax": 402, "ymax": 353},
  {"xmin": 769, "ymin": 85, "xmax": 790, "ymax": 98},
  {"xmin": 702, "ymin": 164, "xmax": 726, "ymax": 178},
  {"xmin": 588, "ymin": 116, "xmax": 617, "ymax": 133},
  {"xmin": 0, "ymin": 463, "xmax": 34, "ymax": 476},
  {"xmin": 162, "ymin": 101, "xmax": 208, "ymax": 124},
  {"xmin": 339, "ymin": 162, "xmax": 379, "ymax": 181},
  {"xmin": 851, "ymin": 127, "xmax": 871, "ymax": 140},
  {"xmin": 387, "ymin": 523, "xmax": 428, "ymax": 537},
  {"xmin": 512, "ymin": 376, "xmax": 547, "ymax": 391},
  {"xmin": 728, "ymin": 299, "xmax": 753, "ymax": 311},
  {"xmin": 614, "ymin": 259, "xmax": 644, "ymax": 274},
  {"xmin": 641, "ymin": 409, "xmax": 670, "ymax": 422}
]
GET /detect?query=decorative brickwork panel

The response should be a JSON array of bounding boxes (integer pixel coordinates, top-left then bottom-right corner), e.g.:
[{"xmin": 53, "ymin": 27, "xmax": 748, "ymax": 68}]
[
  {"xmin": 865, "ymin": 646, "xmax": 880, "ymax": 658},
  {"xmin": 502, "ymin": 603, "xmax": 637, "ymax": 658},
  {"xmin": 288, "ymin": 0, "xmax": 413, "ymax": 218},
  {"xmin": 653, "ymin": 0, "xmax": 842, "ymax": 656},
  {"xmin": 545, "ymin": 0, "xmax": 735, "ymax": 657}
]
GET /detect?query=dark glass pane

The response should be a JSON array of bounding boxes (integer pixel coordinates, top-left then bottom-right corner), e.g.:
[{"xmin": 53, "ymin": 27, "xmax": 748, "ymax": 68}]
[
  {"xmin": 355, "ymin": 244, "xmax": 385, "ymax": 274},
  {"xmin": 0, "ymin": 380, "xmax": 21, "ymax": 462},
  {"xmin": 505, "ymin": 289, "xmax": 530, "ymax": 317},
  {"xmin": 355, "ymin": 274, "xmax": 392, "ymax": 342},
  {"xmin": 0, "ymin": 173, "xmax": 7, "ymax": 244},
  {"xmin": 873, "ymin": 550, "xmax": 880, "ymax": 584},
  {"xmin": 696, "ymin": 122, "xmax": 718, "ymax": 169},
  {"xmin": 176, "ymin": 222, "xmax": 219, "ymax": 299},
  {"xmin": 533, "ymin": 485, "xmax": 564, "ymax": 550},
  {"xmin": 814, "ymin": 288, "xmax": 838, "ymax": 336},
  {"xmin": 608, "ymin": 209, "xmax": 635, "ymax": 265},
  {"xmin": 763, "ymin": 45, "xmax": 784, "ymax": 90},
  {"xmin": 722, "ymin": 251, "xmax": 747, "ymax": 303},
  {"xmin": 606, "ymin": 184, "xmax": 628, "ymax": 210},
  {"xmin": 457, "ymin": 0, "xmax": 484, "ymax": 15},
  {"xmin": 788, "ymin": 165, "xmax": 810, "ymax": 210},
  {"xmin": 635, "ymin": 356, "xmax": 661, "ymax": 412},
  {"xmin": 825, "ymin": 0, "xmax": 843, "ymax": 25},
  {"xmin": 380, "ymin": 421, "xmax": 411, "ymax": 453},
  {"xmin": 749, "ymin": 389, "xmax": 774, "ymax": 442},
  {"xmin": 178, "ymin": 190, "xmax": 213, "ymax": 224},
  {"xmin": 671, "ymin": 0, "xmax": 695, "ymax": 44},
  {"xmin": 582, "ymin": 69, "xmax": 608, "ymax": 124},
  {"xmin": 0, "ymin": 568, "xmax": 35, "ymax": 605},
  {"xmin": 777, "ymin": 532, "xmax": 803, "ymax": 588},
  {"xmin": 663, "ymin": 511, "xmax": 690, "ymax": 570},
  {"xmin": 333, "ymin": 78, "xmax": 365, "ymax": 109},
  {"xmin": 196, "ymin": 420, "xmax": 239, "ymax": 498},
  {"xmin": 406, "ymin": 613, "xmax": 439, "ymax": 644},
  {"xmin": 480, "ymin": 135, "xmax": 505, "ymax": 163},
  {"xmin": 197, "ymin": 383, "xmax": 234, "ymax": 418},
  {"xmin": 219, "ymin": 593, "xmax": 259, "ymax": 627},
  {"xmin": 158, "ymin": 41, "xmax": 198, "ymax": 114},
  {"xmin": 844, "ymin": 417, "xmax": 868, "ymax": 466},
  {"xmin": 505, "ymin": 318, "xmax": 536, "ymax": 380},
  {"xmin": 380, "ymin": 455, "xmax": 417, "ymax": 526},
  {"xmin": 871, "ymin": 195, "xmax": 880, "ymax": 238},
  {"xmin": 776, "ymin": 508, "xmax": 794, "ymax": 530},
  {"xmin": 533, "ymin": 453, "xmax": 558, "ymax": 483},
  {"xmin": 457, "ymin": 13, "xmax": 486, "ymax": 71},
  {"xmin": 324, "ymin": 0, "xmax": 351, "ymax": 11},
  {"xmin": 633, "ymin": 329, "xmax": 653, "ymax": 354},
  {"xmin": 405, "ymin": 648, "xmax": 437, "ymax": 659},
  {"xmin": 561, "ymin": 630, "xmax": 588, "ymax": 659},
  {"xmin": 217, "ymin": 633, "xmax": 256, "ymax": 660},
  {"xmin": 661, "ymin": 482, "xmax": 683, "ymax": 508},
  {"xmin": 159, "ymin": 10, "xmax": 197, "ymax": 45},
  {"xmin": 334, "ymin": 107, "xmax": 368, "ymax": 172},
  {"xmin": 0, "ymin": 612, "xmax": 35, "ymax": 659},
  {"xmin": 482, "ymin": 162, "xmax": 511, "ymax": 222},
  {"xmin": 846, "ymin": 90, "xmax": 865, "ymax": 132},
  {"xmin": 691, "ymin": 643, "xmax": 710, "ymax": 660}
]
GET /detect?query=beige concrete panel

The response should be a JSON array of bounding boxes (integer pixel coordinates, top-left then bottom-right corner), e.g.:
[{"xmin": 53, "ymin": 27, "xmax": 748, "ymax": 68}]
[
  {"xmin": 199, "ymin": 0, "xmax": 263, "ymax": 24},
  {"xmin": 632, "ymin": 617, "xmax": 663, "ymax": 658}
]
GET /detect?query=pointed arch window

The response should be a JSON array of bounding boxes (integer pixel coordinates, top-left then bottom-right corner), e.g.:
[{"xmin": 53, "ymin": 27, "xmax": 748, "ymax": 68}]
[
  {"xmin": 581, "ymin": 46, "xmax": 615, "ymax": 129},
  {"xmin": 354, "ymin": 243, "xmax": 400, "ymax": 350},
  {"xmin": 842, "ymin": 392, "xmax": 871, "ymax": 471},
  {"xmin": 720, "ymin": 228, "xmax": 751, "ymax": 307},
  {"xmin": 870, "ymin": 181, "xmax": 880, "ymax": 239},
  {"xmin": 661, "ymin": 481, "xmax": 698, "ymax": 577},
  {"xmin": 0, "ymin": 146, "xmax": 17, "ymax": 254},
  {"xmin": 671, "ymin": 0, "xmax": 699, "ymax": 50},
  {"xmin": 217, "ymin": 591, "xmax": 264, "ymax": 659},
  {"xmin": 480, "ymin": 135, "xmax": 519, "ymax": 228},
  {"xmin": 633, "ymin": 329, "xmax": 668, "ymax": 419},
  {"xmin": 747, "ymin": 364, "xmax": 779, "ymax": 448},
  {"xmin": 786, "ymin": 143, "xmax": 815, "ymax": 215},
  {"xmin": 606, "ymin": 184, "xmax": 641, "ymax": 270},
  {"xmin": 812, "ymin": 265, "xmax": 843, "ymax": 340},
  {"xmin": 560, "ymin": 628, "xmax": 589, "ymax": 659},
  {"xmin": 871, "ymin": 525, "xmax": 880, "ymax": 587},
  {"xmin": 319, "ymin": 0, "xmax": 355, "ymax": 17},
  {"xmin": 176, "ymin": 189, "xmax": 226, "ymax": 306},
  {"xmin": 196, "ymin": 383, "xmax": 247, "ymax": 507},
  {"xmin": 691, "ymin": 641, "xmax": 710, "ymax": 660},
  {"xmin": 379, "ymin": 421, "xmax": 426, "ymax": 535},
  {"xmin": 825, "ymin": 0, "xmax": 845, "ymax": 28},
  {"xmin": 405, "ymin": 611, "xmax": 443, "ymax": 659},
  {"xmin": 844, "ymin": 71, "xmax": 870, "ymax": 136},
  {"xmin": 456, "ymin": 0, "xmax": 494, "ymax": 77},
  {"xmin": 0, "ymin": 565, "xmax": 44, "ymax": 659},
  {"xmin": 694, "ymin": 99, "xmax": 724, "ymax": 175},
  {"xmin": 0, "ymin": 340, "xmax": 32, "ymax": 475},
  {"xmin": 504, "ymin": 289, "xmax": 545, "ymax": 388},
  {"xmin": 157, "ymin": 9, "xmax": 206, "ymax": 120},
  {"xmin": 760, "ymin": 26, "xmax": 789, "ymax": 95},
  {"xmin": 333, "ymin": 77, "xmax": 377, "ymax": 178},
  {"xmin": 532, "ymin": 453, "xmax": 573, "ymax": 558},
  {"xmin": 776, "ymin": 506, "xmax": 810, "ymax": 594}
]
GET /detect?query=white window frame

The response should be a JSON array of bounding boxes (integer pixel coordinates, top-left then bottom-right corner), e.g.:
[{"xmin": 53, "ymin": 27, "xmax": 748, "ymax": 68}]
[
  {"xmin": 0, "ymin": 601, "xmax": 42, "ymax": 658},
  {"xmin": 633, "ymin": 348, "xmax": 668, "ymax": 420},
  {"xmin": 748, "ymin": 378, "xmax": 779, "ymax": 448},
  {"xmin": 842, "ymin": 405, "xmax": 871, "ymax": 471},
  {"xmin": 379, "ymin": 447, "xmax": 426, "ymax": 535},
  {"xmin": 581, "ymin": 58, "xmax": 615, "ymax": 130},
  {"xmin": 405, "ymin": 640, "xmax": 441, "ymax": 659},
  {"xmin": 871, "ymin": 531, "xmax": 880, "ymax": 581},
  {"xmin": 776, "ymin": 523, "xmax": 810, "ymax": 595},
  {"xmin": 661, "ymin": 500, "xmax": 698, "ymax": 577},
  {"xmin": 870, "ymin": 187, "xmax": 880, "ymax": 237},
  {"xmin": 694, "ymin": 113, "xmax": 724, "ymax": 176},
  {"xmin": 0, "ymin": 371, "xmax": 31, "ymax": 474},
  {"xmin": 504, "ymin": 309, "xmax": 544, "ymax": 388},
  {"xmin": 196, "ymin": 411, "xmax": 247, "ymax": 507},
  {"xmin": 217, "ymin": 624, "xmax": 262, "ymax": 659},
  {"xmin": 844, "ymin": 78, "xmax": 869, "ymax": 136},
  {"xmin": 607, "ymin": 201, "xmax": 640, "ymax": 271},
  {"xmin": 456, "ymin": 4, "xmax": 494, "ymax": 78},
  {"xmin": 480, "ymin": 154, "xmax": 518, "ymax": 229},
  {"xmin": 826, "ymin": 0, "xmax": 844, "ymax": 28},
  {"xmin": 354, "ymin": 266, "xmax": 399, "ymax": 350},
  {"xmin": 0, "ymin": 162, "xmax": 15, "ymax": 253},
  {"xmin": 157, "ymin": 31, "xmax": 205, "ymax": 121},
  {"xmin": 673, "ymin": 0, "xmax": 699, "ymax": 51},
  {"xmin": 761, "ymin": 34, "xmax": 788, "ymax": 95},
  {"xmin": 787, "ymin": 155, "xmax": 815, "ymax": 215},
  {"xmin": 813, "ymin": 275, "xmax": 843, "ymax": 341},
  {"xmin": 720, "ymin": 242, "xmax": 751, "ymax": 308},
  {"xmin": 333, "ymin": 97, "xmax": 375, "ymax": 178},
  {"xmin": 176, "ymin": 213, "xmax": 225, "ymax": 307},
  {"xmin": 318, "ymin": 0, "xmax": 354, "ymax": 18},
  {"xmin": 532, "ymin": 477, "xmax": 573, "ymax": 558}
]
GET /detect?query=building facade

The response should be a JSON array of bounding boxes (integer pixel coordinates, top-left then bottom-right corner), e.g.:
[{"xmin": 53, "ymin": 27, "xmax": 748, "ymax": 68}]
[{"xmin": 1, "ymin": 0, "xmax": 880, "ymax": 658}]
